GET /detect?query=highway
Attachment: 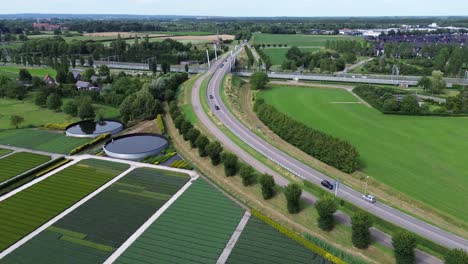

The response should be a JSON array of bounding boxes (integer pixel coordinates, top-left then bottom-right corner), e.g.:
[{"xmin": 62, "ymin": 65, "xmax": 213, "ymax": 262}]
[{"xmin": 191, "ymin": 47, "xmax": 468, "ymax": 251}]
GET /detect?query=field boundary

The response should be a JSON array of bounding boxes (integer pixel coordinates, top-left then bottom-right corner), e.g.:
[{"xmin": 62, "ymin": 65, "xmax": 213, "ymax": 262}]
[
  {"xmin": 216, "ymin": 211, "xmax": 252, "ymax": 264},
  {"xmin": 0, "ymin": 166, "xmax": 136, "ymax": 258},
  {"xmin": 102, "ymin": 174, "xmax": 199, "ymax": 264}
]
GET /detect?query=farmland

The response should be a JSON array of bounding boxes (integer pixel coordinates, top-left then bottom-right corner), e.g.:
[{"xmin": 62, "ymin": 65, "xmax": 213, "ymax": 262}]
[
  {"xmin": 114, "ymin": 179, "xmax": 245, "ymax": 264},
  {"xmin": 262, "ymin": 47, "xmax": 322, "ymax": 65},
  {"xmin": 0, "ymin": 159, "xmax": 129, "ymax": 252},
  {"xmin": 0, "ymin": 129, "xmax": 91, "ymax": 154},
  {"xmin": 0, "ymin": 148, "xmax": 12, "ymax": 157},
  {"xmin": 0, "ymin": 152, "xmax": 51, "ymax": 184},
  {"xmin": 1, "ymin": 168, "xmax": 190, "ymax": 264},
  {"xmin": 258, "ymin": 85, "xmax": 468, "ymax": 221},
  {"xmin": 252, "ymin": 33, "xmax": 361, "ymax": 47},
  {"xmin": 227, "ymin": 217, "xmax": 325, "ymax": 264}
]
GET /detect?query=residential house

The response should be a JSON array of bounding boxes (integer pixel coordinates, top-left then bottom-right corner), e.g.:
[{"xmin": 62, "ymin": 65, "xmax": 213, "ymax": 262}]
[
  {"xmin": 72, "ymin": 71, "xmax": 82, "ymax": 82},
  {"xmin": 43, "ymin": 74, "xmax": 57, "ymax": 86}
]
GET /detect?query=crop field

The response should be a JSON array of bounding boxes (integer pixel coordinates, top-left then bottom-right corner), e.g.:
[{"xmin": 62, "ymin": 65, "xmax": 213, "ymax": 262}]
[
  {"xmin": 227, "ymin": 217, "xmax": 325, "ymax": 264},
  {"xmin": 252, "ymin": 33, "xmax": 361, "ymax": 47},
  {"xmin": 0, "ymin": 152, "xmax": 51, "ymax": 184},
  {"xmin": 114, "ymin": 179, "xmax": 245, "ymax": 264},
  {"xmin": 1, "ymin": 168, "xmax": 190, "ymax": 264},
  {"xmin": 262, "ymin": 47, "xmax": 322, "ymax": 65},
  {"xmin": 259, "ymin": 86, "xmax": 468, "ymax": 221},
  {"xmin": 0, "ymin": 66, "xmax": 56, "ymax": 78},
  {"xmin": 0, "ymin": 159, "xmax": 129, "ymax": 252},
  {"xmin": 0, "ymin": 129, "xmax": 91, "ymax": 154},
  {"xmin": 0, "ymin": 148, "xmax": 12, "ymax": 157}
]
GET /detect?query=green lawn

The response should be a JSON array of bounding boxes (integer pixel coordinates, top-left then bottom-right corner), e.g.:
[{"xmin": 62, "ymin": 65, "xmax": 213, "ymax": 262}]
[
  {"xmin": 259, "ymin": 86, "xmax": 468, "ymax": 222},
  {"xmin": 253, "ymin": 33, "xmax": 361, "ymax": 47},
  {"xmin": 0, "ymin": 129, "xmax": 91, "ymax": 154},
  {"xmin": 0, "ymin": 152, "xmax": 51, "ymax": 184},
  {"xmin": 1, "ymin": 167, "xmax": 190, "ymax": 264},
  {"xmin": 114, "ymin": 179, "xmax": 245, "ymax": 264},
  {"xmin": 0, "ymin": 66, "xmax": 56, "ymax": 78},
  {"xmin": 0, "ymin": 148, "xmax": 12, "ymax": 157},
  {"xmin": 262, "ymin": 47, "xmax": 322, "ymax": 65},
  {"xmin": 0, "ymin": 159, "xmax": 129, "ymax": 251}
]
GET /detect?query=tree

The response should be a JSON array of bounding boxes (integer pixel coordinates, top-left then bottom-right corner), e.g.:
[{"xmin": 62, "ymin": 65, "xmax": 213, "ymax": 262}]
[
  {"xmin": 195, "ymin": 135, "xmax": 210, "ymax": 157},
  {"xmin": 351, "ymin": 212, "xmax": 372, "ymax": 249},
  {"xmin": 161, "ymin": 62, "xmax": 170, "ymax": 74},
  {"xmin": 417, "ymin": 76, "xmax": 432, "ymax": 90},
  {"xmin": 18, "ymin": 69, "xmax": 32, "ymax": 83},
  {"xmin": 77, "ymin": 100, "xmax": 95, "ymax": 120},
  {"xmin": 221, "ymin": 152, "xmax": 239, "ymax": 176},
  {"xmin": 62, "ymin": 100, "xmax": 78, "ymax": 117},
  {"xmin": 315, "ymin": 198, "xmax": 338, "ymax": 231},
  {"xmin": 250, "ymin": 72, "xmax": 269, "ymax": 90},
  {"xmin": 260, "ymin": 173, "xmax": 276, "ymax": 199},
  {"xmin": 98, "ymin": 65, "xmax": 110, "ymax": 76},
  {"xmin": 181, "ymin": 121, "xmax": 193, "ymax": 140},
  {"xmin": 445, "ymin": 248, "xmax": 468, "ymax": 264},
  {"xmin": 431, "ymin": 70, "xmax": 446, "ymax": 94},
  {"xmin": 400, "ymin": 95, "xmax": 420, "ymax": 114},
  {"xmin": 239, "ymin": 164, "xmax": 256, "ymax": 186},
  {"xmin": 46, "ymin": 93, "xmax": 62, "ymax": 111},
  {"xmin": 284, "ymin": 183, "xmax": 302, "ymax": 214},
  {"xmin": 206, "ymin": 141, "xmax": 223, "ymax": 166},
  {"xmin": 88, "ymin": 56, "xmax": 94, "ymax": 67},
  {"xmin": 383, "ymin": 97, "xmax": 400, "ymax": 112},
  {"xmin": 184, "ymin": 63, "xmax": 189, "ymax": 73},
  {"xmin": 83, "ymin": 68, "xmax": 96, "ymax": 81},
  {"xmin": 34, "ymin": 91, "xmax": 49, "ymax": 107},
  {"xmin": 186, "ymin": 128, "xmax": 200, "ymax": 148},
  {"xmin": 149, "ymin": 60, "xmax": 158, "ymax": 74},
  {"xmin": 10, "ymin": 115, "xmax": 24, "ymax": 129},
  {"xmin": 392, "ymin": 231, "xmax": 417, "ymax": 264}
]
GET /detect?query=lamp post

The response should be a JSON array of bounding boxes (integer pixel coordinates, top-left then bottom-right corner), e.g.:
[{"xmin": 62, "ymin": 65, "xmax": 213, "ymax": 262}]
[{"xmin": 364, "ymin": 176, "xmax": 370, "ymax": 195}]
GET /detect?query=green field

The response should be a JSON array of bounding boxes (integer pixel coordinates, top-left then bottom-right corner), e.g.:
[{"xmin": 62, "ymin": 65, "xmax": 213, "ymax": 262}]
[
  {"xmin": 259, "ymin": 86, "xmax": 468, "ymax": 221},
  {"xmin": 0, "ymin": 66, "xmax": 56, "ymax": 78},
  {"xmin": 1, "ymin": 168, "xmax": 190, "ymax": 264},
  {"xmin": 0, "ymin": 148, "xmax": 12, "ymax": 157},
  {"xmin": 227, "ymin": 217, "xmax": 325, "ymax": 264},
  {"xmin": 262, "ymin": 47, "xmax": 322, "ymax": 65},
  {"xmin": 0, "ymin": 129, "xmax": 91, "ymax": 154},
  {"xmin": 253, "ymin": 33, "xmax": 361, "ymax": 47},
  {"xmin": 0, "ymin": 152, "xmax": 51, "ymax": 184},
  {"xmin": 114, "ymin": 179, "xmax": 245, "ymax": 264},
  {"xmin": 0, "ymin": 159, "xmax": 129, "ymax": 251}
]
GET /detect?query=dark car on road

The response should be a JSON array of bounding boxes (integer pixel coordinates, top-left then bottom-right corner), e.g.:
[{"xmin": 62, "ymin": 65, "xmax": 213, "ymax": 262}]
[
  {"xmin": 321, "ymin": 180, "xmax": 334, "ymax": 190},
  {"xmin": 209, "ymin": 95, "xmax": 214, "ymax": 99},
  {"xmin": 214, "ymin": 105, "xmax": 220, "ymax": 110}
]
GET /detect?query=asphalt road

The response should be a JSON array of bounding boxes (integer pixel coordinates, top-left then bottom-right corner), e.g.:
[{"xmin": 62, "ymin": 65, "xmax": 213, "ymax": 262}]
[{"xmin": 191, "ymin": 48, "xmax": 468, "ymax": 252}]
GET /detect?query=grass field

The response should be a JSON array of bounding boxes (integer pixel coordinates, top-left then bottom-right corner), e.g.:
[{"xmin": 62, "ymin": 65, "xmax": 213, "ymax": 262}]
[
  {"xmin": 0, "ymin": 159, "xmax": 129, "ymax": 252},
  {"xmin": 114, "ymin": 179, "xmax": 245, "ymax": 264},
  {"xmin": 227, "ymin": 217, "xmax": 325, "ymax": 264},
  {"xmin": 259, "ymin": 86, "xmax": 468, "ymax": 221},
  {"xmin": 0, "ymin": 152, "xmax": 51, "ymax": 184},
  {"xmin": 0, "ymin": 66, "xmax": 56, "ymax": 78},
  {"xmin": 1, "ymin": 167, "xmax": 190, "ymax": 264},
  {"xmin": 0, "ymin": 129, "xmax": 91, "ymax": 154},
  {"xmin": 253, "ymin": 33, "xmax": 361, "ymax": 47},
  {"xmin": 0, "ymin": 148, "xmax": 12, "ymax": 157},
  {"xmin": 262, "ymin": 47, "xmax": 322, "ymax": 65}
]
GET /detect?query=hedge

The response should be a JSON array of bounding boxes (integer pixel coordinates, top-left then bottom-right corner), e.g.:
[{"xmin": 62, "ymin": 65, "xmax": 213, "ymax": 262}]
[
  {"xmin": 153, "ymin": 152, "xmax": 177, "ymax": 165},
  {"xmin": 156, "ymin": 114, "xmax": 166, "ymax": 134},
  {"xmin": 304, "ymin": 234, "xmax": 368, "ymax": 264},
  {"xmin": 35, "ymin": 159, "xmax": 72, "ymax": 177},
  {"xmin": 251, "ymin": 209, "xmax": 346, "ymax": 264},
  {"xmin": 170, "ymin": 159, "xmax": 192, "ymax": 170},
  {"xmin": 254, "ymin": 99, "xmax": 360, "ymax": 173},
  {"xmin": 43, "ymin": 122, "xmax": 74, "ymax": 131},
  {"xmin": 69, "ymin": 133, "xmax": 111, "ymax": 155}
]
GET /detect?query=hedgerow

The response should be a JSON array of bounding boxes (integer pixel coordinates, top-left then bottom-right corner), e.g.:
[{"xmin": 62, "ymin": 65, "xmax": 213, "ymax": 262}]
[
  {"xmin": 43, "ymin": 122, "xmax": 73, "ymax": 131},
  {"xmin": 254, "ymin": 99, "xmax": 360, "ymax": 173},
  {"xmin": 69, "ymin": 133, "xmax": 111, "ymax": 155},
  {"xmin": 156, "ymin": 114, "xmax": 165, "ymax": 134},
  {"xmin": 170, "ymin": 160, "xmax": 192, "ymax": 170}
]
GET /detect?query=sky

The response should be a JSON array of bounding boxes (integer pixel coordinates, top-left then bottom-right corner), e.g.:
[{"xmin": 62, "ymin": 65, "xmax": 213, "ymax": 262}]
[{"xmin": 0, "ymin": 0, "xmax": 467, "ymax": 17}]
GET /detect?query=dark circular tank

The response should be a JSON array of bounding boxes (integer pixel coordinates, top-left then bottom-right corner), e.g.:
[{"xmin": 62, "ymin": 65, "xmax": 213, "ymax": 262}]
[
  {"xmin": 66, "ymin": 120, "xmax": 124, "ymax": 138},
  {"xmin": 103, "ymin": 133, "xmax": 169, "ymax": 160}
]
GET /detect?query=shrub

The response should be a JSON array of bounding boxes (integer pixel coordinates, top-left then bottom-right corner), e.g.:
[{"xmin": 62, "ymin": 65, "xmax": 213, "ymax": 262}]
[
  {"xmin": 69, "ymin": 133, "xmax": 111, "ymax": 155},
  {"xmin": 284, "ymin": 183, "xmax": 302, "ymax": 214},
  {"xmin": 206, "ymin": 141, "xmax": 223, "ymax": 166},
  {"xmin": 260, "ymin": 173, "xmax": 276, "ymax": 199},
  {"xmin": 392, "ymin": 231, "xmax": 417, "ymax": 264},
  {"xmin": 43, "ymin": 122, "xmax": 73, "ymax": 131},
  {"xmin": 239, "ymin": 164, "xmax": 256, "ymax": 186},
  {"xmin": 169, "ymin": 160, "xmax": 192, "ymax": 170},
  {"xmin": 351, "ymin": 212, "xmax": 372, "ymax": 249},
  {"xmin": 445, "ymin": 248, "xmax": 468, "ymax": 264},
  {"xmin": 156, "ymin": 114, "xmax": 165, "ymax": 134},
  {"xmin": 315, "ymin": 198, "xmax": 338, "ymax": 231},
  {"xmin": 221, "ymin": 152, "xmax": 239, "ymax": 176}
]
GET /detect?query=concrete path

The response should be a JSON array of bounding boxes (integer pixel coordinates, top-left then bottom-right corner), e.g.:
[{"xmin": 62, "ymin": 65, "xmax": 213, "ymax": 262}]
[
  {"xmin": 0, "ymin": 144, "xmax": 63, "ymax": 159},
  {"xmin": 217, "ymin": 211, "xmax": 252, "ymax": 264}
]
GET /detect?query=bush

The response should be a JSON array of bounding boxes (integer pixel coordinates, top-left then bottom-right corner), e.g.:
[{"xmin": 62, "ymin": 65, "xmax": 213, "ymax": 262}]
[
  {"xmin": 239, "ymin": 164, "xmax": 256, "ymax": 186},
  {"xmin": 152, "ymin": 152, "xmax": 177, "ymax": 165},
  {"xmin": 260, "ymin": 173, "xmax": 276, "ymax": 199},
  {"xmin": 169, "ymin": 160, "xmax": 193, "ymax": 170},
  {"xmin": 392, "ymin": 231, "xmax": 417, "ymax": 264},
  {"xmin": 284, "ymin": 183, "xmax": 302, "ymax": 214},
  {"xmin": 69, "ymin": 133, "xmax": 111, "ymax": 155},
  {"xmin": 254, "ymin": 100, "xmax": 359, "ymax": 173},
  {"xmin": 221, "ymin": 152, "xmax": 239, "ymax": 176},
  {"xmin": 351, "ymin": 212, "xmax": 372, "ymax": 249},
  {"xmin": 206, "ymin": 141, "xmax": 223, "ymax": 166},
  {"xmin": 43, "ymin": 122, "xmax": 73, "ymax": 131},
  {"xmin": 315, "ymin": 198, "xmax": 338, "ymax": 231},
  {"xmin": 156, "ymin": 114, "xmax": 165, "ymax": 134},
  {"xmin": 445, "ymin": 248, "xmax": 468, "ymax": 264}
]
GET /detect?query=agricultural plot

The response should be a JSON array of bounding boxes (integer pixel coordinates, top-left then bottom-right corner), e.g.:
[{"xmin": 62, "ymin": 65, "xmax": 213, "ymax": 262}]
[
  {"xmin": 0, "ymin": 66, "xmax": 56, "ymax": 78},
  {"xmin": 262, "ymin": 47, "xmax": 322, "ymax": 65},
  {"xmin": 259, "ymin": 86, "xmax": 468, "ymax": 221},
  {"xmin": 253, "ymin": 33, "xmax": 361, "ymax": 47},
  {"xmin": 0, "ymin": 159, "xmax": 129, "ymax": 252},
  {"xmin": 0, "ymin": 129, "xmax": 91, "ymax": 154},
  {"xmin": 1, "ymin": 168, "xmax": 190, "ymax": 264},
  {"xmin": 0, "ymin": 152, "xmax": 51, "ymax": 184},
  {"xmin": 0, "ymin": 148, "xmax": 12, "ymax": 157},
  {"xmin": 227, "ymin": 217, "xmax": 325, "ymax": 264},
  {"xmin": 114, "ymin": 179, "xmax": 245, "ymax": 264}
]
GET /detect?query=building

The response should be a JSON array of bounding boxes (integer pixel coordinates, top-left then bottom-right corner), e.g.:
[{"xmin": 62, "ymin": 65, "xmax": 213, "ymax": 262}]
[
  {"xmin": 76, "ymin": 81, "xmax": 100, "ymax": 91},
  {"xmin": 43, "ymin": 74, "xmax": 57, "ymax": 86},
  {"xmin": 32, "ymin": 23, "xmax": 61, "ymax": 31},
  {"xmin": 72, "ymin": 71, "xmax": 82, "ymax": 82}
]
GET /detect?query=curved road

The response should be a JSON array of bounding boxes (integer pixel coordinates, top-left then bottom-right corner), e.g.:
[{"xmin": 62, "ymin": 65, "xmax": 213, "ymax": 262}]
[{"xmin": 191, "ymin": 48, "xmax": 468, "ymax": 251}]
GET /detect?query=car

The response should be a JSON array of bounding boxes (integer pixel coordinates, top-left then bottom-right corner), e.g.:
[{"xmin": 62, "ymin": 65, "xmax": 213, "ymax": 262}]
[
  {"xmin": 209, "ymin": 95, "xmax": 214, "ymax": 99},
  {"xmin": 214, "ymin": 105, "xmax": 220, "ymax": 110},
  {"xmin": 362, "ymin": 194, "xmax": 376, "ymax": 203},
  {"xmin": 321, "ymin": 180, "xmax": 334, "ymax": 190}
]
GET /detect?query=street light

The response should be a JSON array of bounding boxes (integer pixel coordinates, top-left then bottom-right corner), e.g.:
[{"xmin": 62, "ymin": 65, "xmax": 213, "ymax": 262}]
[{"xmin": 364, "ymin": 176, "xmax": 370, "ymax": 195}]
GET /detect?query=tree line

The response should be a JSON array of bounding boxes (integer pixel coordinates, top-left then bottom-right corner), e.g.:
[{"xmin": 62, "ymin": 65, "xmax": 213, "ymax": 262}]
[{"xmin": 254, "ymin": 98, "xmax": 360, "ymax": 173}]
